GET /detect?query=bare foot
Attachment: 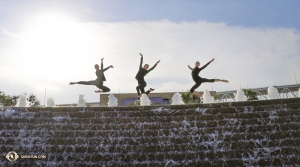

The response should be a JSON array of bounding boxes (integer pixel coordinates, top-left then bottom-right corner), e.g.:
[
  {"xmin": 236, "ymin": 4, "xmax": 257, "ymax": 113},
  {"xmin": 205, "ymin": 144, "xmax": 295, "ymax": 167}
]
[
  {"xmin": 223, "ymin": 80, "xmax": 229, "ymax": 83},
  {"xmin": 95, "ymin": 90, "xmax": 103, "ymax": 93},
  {"xmin": 69, "ymin": 82, "xmax": 76, "ymax": 85}
]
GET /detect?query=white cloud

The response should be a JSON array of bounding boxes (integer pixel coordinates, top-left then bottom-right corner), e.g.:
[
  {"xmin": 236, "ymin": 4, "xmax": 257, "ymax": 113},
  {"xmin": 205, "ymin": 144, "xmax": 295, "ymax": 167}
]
[
  {"xmin": 0, "ymin": 20, "xmax": 299, "ymax": 104},
  {"xmin": 0, "ymin": 29, "xmax": 18, "ymax": 37}
]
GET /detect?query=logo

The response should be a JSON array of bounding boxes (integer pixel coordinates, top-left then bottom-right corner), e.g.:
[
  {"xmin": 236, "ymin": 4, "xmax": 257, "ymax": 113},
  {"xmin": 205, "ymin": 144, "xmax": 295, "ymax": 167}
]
[{"xmin": 6, "ymin": 151, "xmax": 19, "ymax": 162}]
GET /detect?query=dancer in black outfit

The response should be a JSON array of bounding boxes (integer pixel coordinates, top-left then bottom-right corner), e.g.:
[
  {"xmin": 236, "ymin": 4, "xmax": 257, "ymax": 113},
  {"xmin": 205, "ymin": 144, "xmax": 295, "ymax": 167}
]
[
  {"xmin": 135, "ymin": 53, "xmax": 160, "ymax": 97},
  {"xmin": 188, "ymin": 58, "xmax": 228, "ymax": 97},
  {"xmin": 69, "ymin": 58, "xmax": 113, "ymax": 93}
]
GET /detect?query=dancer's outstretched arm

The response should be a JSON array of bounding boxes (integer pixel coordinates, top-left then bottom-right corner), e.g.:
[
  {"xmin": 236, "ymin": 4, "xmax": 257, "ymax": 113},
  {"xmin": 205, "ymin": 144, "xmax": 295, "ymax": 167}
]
[
  {"xmin": 101, "ymin": 58, "xmax": 104, "ymax": 70},
  {"xmin": 148, "ymin": 60, "xmax": 160, "ymax": 72},
  {"xmin": 200, "ymin": 58, "xmax": 214, "ymax": 71},
  {"xmin": 188, "ymin": 65, "xmax": 193, "ymax": 71},
  {"xmin": 139, "ymin": 53, "xmax": 143, "ymax": 69},
  {"xmin": 103, "ymin": 65, "xmax": 113, "ymax": 72},
  {"xmin": 101, "ymin": 58, "xmax": 113, "ymax": 72}
]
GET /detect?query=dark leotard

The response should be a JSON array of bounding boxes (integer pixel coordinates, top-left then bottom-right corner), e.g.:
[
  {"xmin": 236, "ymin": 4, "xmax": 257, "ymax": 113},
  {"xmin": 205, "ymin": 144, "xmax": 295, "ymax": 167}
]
[
  {"xmin": 190, "ymin": 61, "xmax": 215, "ymax": 93},
  {"xmin": 77, "ymin": 60, "xmax": 111, "ymax": 92},
  {"xmin": 135, "ymin": 56, "xmax": 157, "ymax": 95}
]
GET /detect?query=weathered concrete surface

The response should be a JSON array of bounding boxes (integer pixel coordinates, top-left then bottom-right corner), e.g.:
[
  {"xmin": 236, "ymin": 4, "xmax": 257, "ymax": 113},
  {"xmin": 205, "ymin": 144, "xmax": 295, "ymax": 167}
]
[{"xmin": 0, "ymin": 98, "xmax": 299, "ymax": 166}]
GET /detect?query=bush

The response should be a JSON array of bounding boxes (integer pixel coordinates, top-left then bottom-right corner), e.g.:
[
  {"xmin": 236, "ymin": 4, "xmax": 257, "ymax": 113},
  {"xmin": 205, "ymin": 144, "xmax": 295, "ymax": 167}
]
[
  {"xmin": 180, "ymin": 91, "xmax": 199, "ymax": 104},
  {"xmin": 0, "ymin": 91, "xmax": 40, "ymax": 107},
  {"xmin": 243, "ymin": 89, "xmax": 258, "ymax": 101}
]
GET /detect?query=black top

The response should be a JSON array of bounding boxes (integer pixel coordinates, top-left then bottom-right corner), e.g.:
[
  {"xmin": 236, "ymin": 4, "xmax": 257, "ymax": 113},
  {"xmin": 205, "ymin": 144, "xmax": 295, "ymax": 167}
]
[
  {"xmin": 135, "ymin": 56, "xmax": 157, "ymax": 81},
  {"xmin": 191, "ymin": 61, "xmax": 211, "ymax": 81},
  {"xmin": 96, "ymin": 61, "xmax": 110, "ymax": 81}
]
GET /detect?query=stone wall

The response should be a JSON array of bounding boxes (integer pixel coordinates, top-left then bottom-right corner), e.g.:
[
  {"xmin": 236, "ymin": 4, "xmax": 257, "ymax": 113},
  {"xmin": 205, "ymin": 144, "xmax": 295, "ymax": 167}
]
[{"xmin": 0, "ymin": 98, "xmax": 299, "ymax": 166}]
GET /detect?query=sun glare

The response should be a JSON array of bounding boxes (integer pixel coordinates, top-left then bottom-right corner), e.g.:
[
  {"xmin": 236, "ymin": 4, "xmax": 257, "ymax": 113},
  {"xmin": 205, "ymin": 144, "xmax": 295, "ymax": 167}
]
[{"xmin": 19, "ymin": 13, "xmax": 88, "ymax": 79}]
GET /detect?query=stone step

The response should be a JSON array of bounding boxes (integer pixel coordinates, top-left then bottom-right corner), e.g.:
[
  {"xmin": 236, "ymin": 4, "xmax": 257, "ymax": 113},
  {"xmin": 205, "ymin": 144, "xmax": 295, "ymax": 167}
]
[
  {"xmin": 0, "ymin": 139, "xmax": 300, "ymax": 155},
  {"xmin": 1, "ymin": 133, "xmax": 300, "ymax": 147},
  {"xmin": 1, "ymin": 150, "xmax": 299, "ymax": 167},
  {"xmin": 1, "ymin": 118, "xmax": 300, "ymax": 135},
  {"xmin": 1, "ymin": 146, "xmax": 300, "ymax": 163},
  {"xmin": 0, "ymin": 98, "xmax": 299, "ymax": 166},
  {"xmin": 1, "ymin": 123, "xmax": 300, "ymax": 141},
  {"xmin": 1, "ymin": 100, "xmax": 299, "ymax": 118},
  {"xmin": 1, "ymin": 109, "xmax": 300, "ymax": 125},
  {"xmin": 1, "ymin": 158, "xmax": 297, "ymax": 167},
  {"xmin": 0, "ymin": 121, "xmax": 300, "ymax": 137}
]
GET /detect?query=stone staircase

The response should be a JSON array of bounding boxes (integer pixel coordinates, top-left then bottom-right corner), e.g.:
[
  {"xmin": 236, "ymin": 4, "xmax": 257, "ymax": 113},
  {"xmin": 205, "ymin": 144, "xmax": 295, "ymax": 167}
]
[{"xmin": 0, "ymin": 98, "xmax": 300, "ymax": 166}]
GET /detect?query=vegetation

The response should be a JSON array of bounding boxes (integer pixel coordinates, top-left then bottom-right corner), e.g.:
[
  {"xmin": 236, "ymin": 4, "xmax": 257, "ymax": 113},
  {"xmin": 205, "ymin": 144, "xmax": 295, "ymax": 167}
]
[
  {"xmin": 0, "ymin": 91, "xmax": 16, "ymax": 106},
  {"xmin": 0, "ymin": 91, "xmax": 40, "ymax": 107},
  {"xmin": 28, "ymin": 94, "xmax": 40, "ymax": 106},
  {"xmin": 243, "ymin": 89, "xmax": 258, "ymax": 101},
  {"xmin": 180, "ymin": 91, "xmax": 199, "ymax": 104},
  {"xmin": 127, "ymin": 100, "xmax": 140, "ymax": 106}
]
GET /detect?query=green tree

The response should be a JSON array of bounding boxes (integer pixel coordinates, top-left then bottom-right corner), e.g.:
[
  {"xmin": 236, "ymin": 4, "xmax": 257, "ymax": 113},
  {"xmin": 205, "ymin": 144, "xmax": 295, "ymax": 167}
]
[
  {"xmin": 243, "ymin": 89, "xmax": 258, "ymax": 101},
  {"xmin": 180, "ymin": 91, "xmax": 199, "ymax": 104},
  {"xmin": 28, "ymin": 94, "xmax": 40, "ymax": 107},
  {"xmin": 0, "ymin": 91, "xmax": 16, "ymax": 106},
  {"xmin": 127, "ymin": 100, "xmax": 140, "ymax": 106},
  {"xmin": 0, "ymin": 91, "xmax": 40, "ymax": 107}
]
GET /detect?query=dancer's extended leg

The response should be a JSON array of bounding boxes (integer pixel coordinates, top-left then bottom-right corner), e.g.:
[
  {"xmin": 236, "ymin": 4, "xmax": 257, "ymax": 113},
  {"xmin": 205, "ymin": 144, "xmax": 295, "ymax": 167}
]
[
  {"xmin": 190, "ymin": 82, "xmax": 201, "ymax": 97},
  {"xmin": 100, "ymin": 86, "xmax": 110, "ymax": 92},
  {"xmin": 190, "ymin": 78, "xmax": 214, "ymax": 97},
  {"xmin": 136, "ymin": 81, "xmax": 146, "ymax": 97},
  {"xmin": 136, "ymin": 86, "xmax": 141, "ymax": 96},
  {"xmin": 69, "ymin": 81, "xmax": 95, "ymax": 85},
  {"xmin": 190, "ymin": 78, "xmax": 229, "ymax": 97},
  {"xmin": 140, "ymin": 85, "xmax": 146, "ymax": 94},
  {"xmin": 145, "ymin": 88, "xmax": 155, "ymax": 95},
  {"xmin": 214, "ymin": 79, "xmax": 229, "ymax": 83},
  {"xmin": 95, "ymin": 81, "xmax": 110, "ymax": 93}
]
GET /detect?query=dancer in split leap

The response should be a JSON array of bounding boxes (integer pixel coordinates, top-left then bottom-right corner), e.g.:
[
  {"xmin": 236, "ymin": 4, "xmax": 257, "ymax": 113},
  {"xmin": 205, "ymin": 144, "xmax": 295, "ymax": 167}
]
[
  {"xmin": 135, "ymin": 53, "xmax": 160, "ymax": 98},
  {"xmin": 188, "ymin": 58, "xmax": 228, "ymax": 97},
  {"xmin": 69, "ymin": 58, "xmax": 113, "ymax": 93}
]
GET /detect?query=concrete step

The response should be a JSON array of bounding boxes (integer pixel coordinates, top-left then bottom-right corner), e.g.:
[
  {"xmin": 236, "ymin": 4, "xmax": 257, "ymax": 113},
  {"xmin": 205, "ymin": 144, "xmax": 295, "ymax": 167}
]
[{"xmin": 0, "ymin": 98, "xmax": 299, "ymax": 166}]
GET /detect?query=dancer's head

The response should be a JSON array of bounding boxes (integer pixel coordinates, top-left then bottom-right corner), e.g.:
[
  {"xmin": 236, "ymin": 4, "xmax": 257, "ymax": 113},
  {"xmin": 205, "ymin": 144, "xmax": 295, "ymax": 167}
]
[
  {"xmin": 94, "ymin": 64, "xmax": 99, "ymax": 70},
  {"xmin": 143, "ymin": 64, "xmax": 149, "ymax": 70},
  {"xmin": 195, "ymin": 61, "xmax": 200, "ymax": 67}
]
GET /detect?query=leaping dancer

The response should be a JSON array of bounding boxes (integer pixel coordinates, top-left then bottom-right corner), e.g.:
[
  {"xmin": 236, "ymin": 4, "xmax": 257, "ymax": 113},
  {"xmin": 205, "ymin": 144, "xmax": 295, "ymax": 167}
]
[
  {"xmin": 188, "ymin": 58, "xmax": 228, "ymax": 97},
  {"xmin": 135, "ymin": 53, "xmax": 160, "ymax": 98},
  {"xmin": 69, "ymin": 58, "xmax": 113, "ymax": 93}
]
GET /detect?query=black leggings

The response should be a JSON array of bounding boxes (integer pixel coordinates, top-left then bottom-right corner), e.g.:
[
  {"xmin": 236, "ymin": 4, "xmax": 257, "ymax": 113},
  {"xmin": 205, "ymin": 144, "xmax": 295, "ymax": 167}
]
[
  {"xmin": 190, "ymin": 78, "xmax": 215, "ymax": 93},
  {"xmin": 78, "ymin": 80, "xmax": 110, "ymax": 92},
  {"xmin": 136, "ymin": 80, "xmax": 151, "ymax": 96}
]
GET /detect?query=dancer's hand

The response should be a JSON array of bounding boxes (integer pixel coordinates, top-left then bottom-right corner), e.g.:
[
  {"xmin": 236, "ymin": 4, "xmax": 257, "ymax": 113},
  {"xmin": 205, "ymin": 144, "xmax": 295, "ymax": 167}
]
[
  {"xmin": 156, "ymin": 60, "xmax": 160, "ymax": 64},
  {"xmin": 140, "ymin": 53, "xmax": 143, "ymax": 57},
  {"xmin": 109, "ymin": 65, "xmax": 114, "ymax": 68},
  {"xmin": 210, "ymin": 58, "xmax": 215, "ymax": 62},
  {"xmin": 101, "ymin": 58, "xmax": 104, "ymax": 61}
]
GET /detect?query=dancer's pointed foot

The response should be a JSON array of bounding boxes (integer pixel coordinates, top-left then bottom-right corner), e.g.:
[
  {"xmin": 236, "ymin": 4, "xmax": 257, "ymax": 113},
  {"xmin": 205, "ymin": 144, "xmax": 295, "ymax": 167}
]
[
  {"xmin": 69, "ymin": 82, "xmax": 76, "ymax": 85},
  {"xmin": 95, "ymin": 90, "xmax": 103, "ymax": 93},
  {"xmin": 223, "ymin": 79, "xmax": 229, "ymax": 83},
  {"xmin": 150, "ymin": 88, "xmax": 155, "ymax": 91}
]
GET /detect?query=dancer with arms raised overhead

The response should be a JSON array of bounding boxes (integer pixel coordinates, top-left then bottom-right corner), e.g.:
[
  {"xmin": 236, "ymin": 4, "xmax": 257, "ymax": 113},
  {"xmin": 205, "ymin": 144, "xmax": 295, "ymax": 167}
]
[
  {"xmin": 135, "ymin": 53, "xmax": 160, "ymax": 98},
  {"xmin": 188, "ymin": 58, "xmax": 228, "ymax": 97},
  {"xmin": 69, "ymin": 58, "xmax": 113, "ymax": 93}
]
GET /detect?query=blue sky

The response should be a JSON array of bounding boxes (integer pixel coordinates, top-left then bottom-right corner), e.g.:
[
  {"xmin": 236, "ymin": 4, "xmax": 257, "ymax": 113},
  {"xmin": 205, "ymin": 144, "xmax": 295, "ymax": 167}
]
[
  {"xmin": 0, "ymin": 0, "xmax": 299, "ymax": 105},
  {"xmin": 1, "ymin": 0, "xmax": 300, "ymax": 28}
]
